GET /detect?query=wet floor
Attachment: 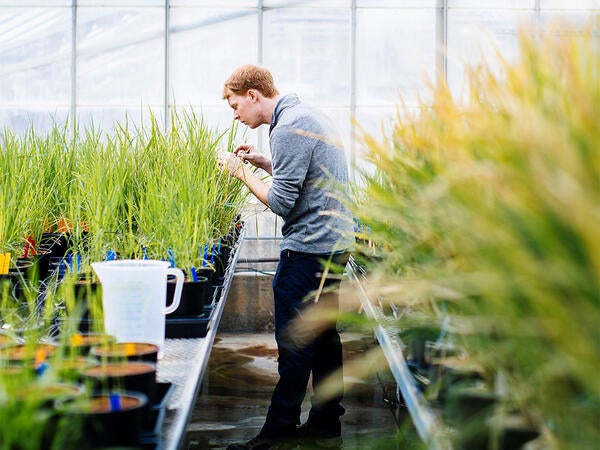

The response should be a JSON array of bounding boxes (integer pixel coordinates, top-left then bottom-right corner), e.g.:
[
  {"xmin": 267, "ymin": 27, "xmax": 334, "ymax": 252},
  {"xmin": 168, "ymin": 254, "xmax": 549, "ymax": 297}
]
[{"xmin": 183, "ymin": 332, "xmax": 421, "ymax": 450}]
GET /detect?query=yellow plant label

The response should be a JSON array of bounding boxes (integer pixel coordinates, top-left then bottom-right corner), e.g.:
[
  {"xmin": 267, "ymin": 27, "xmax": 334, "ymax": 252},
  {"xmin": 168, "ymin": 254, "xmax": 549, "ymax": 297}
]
[
  {"xmin": 125, "ymin": 343, "xmax": 136, "ymax": 356},
  {"xmin": 0, "ymin": 253, "xmax": 10, "ymax": 274},
  {"xmin": 71, "ymin": 333, "xmax": 83, "ymax": 346},
  {"xmin": 35, "ymin": 348, "xmax": 46, "ymax": 365}
]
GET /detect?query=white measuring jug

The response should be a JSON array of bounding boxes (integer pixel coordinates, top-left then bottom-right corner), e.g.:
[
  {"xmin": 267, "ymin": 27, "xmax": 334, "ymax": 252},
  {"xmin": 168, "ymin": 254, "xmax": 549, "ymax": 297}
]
[{"xmin": 92, "ymin": 259, "xmax": 184, "ymax": 359}]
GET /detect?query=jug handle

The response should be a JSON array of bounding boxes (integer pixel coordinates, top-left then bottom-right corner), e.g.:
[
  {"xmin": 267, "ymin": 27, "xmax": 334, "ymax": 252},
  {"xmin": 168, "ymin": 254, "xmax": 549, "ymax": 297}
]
[{"xmin": 165, "ymin": 267, "xmax": 184, "ymax": 314}]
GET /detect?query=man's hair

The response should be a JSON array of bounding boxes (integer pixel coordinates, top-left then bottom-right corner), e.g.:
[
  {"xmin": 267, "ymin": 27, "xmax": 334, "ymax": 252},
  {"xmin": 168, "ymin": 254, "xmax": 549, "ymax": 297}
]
[{"xmin": 222, "ymin": 64, "xmax": 279, "ymax": 99}]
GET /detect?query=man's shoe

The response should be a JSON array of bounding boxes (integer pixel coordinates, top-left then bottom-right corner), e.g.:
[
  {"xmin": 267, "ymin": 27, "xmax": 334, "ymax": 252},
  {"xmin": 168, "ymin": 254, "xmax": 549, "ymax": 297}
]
[
  {"xmin": 296, "ymin": 422, "xmax": 342, "ymax": 449},
  {"xmin": 226, "ymin": 433, "xmax": 298, "ymax": 450}
]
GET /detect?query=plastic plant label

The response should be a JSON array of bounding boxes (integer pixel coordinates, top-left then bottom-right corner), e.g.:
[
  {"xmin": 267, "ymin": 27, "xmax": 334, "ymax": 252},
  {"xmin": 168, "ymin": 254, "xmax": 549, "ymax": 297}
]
[
  {"xmin": 0, "ymin": 253, "xmax": 10, "ymax": 274},
  {"xmin": 125, "ymin": 343, "xmax": 136, "ymax": 356},
  {"xmin": 71, "ymin": 333, "xmax": 83, "ymax": 346}
]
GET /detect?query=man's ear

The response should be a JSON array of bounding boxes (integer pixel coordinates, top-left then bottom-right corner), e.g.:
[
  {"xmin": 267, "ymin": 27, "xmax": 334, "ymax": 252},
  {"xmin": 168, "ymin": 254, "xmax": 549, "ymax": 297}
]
[{"xmin": 247, "ymin": 89, "xmax": 260, "ymax": 103}]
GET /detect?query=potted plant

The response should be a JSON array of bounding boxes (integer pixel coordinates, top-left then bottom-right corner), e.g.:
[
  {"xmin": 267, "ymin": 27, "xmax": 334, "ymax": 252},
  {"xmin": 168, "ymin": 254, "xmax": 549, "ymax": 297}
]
[
  {"xmin": 81, "ymin": 361, "xmax": 157, "ymax": 405},
  {"xmin": 55, "ymin": 390, "xmax": 149, "ymax": 449},
  {"xmin": 90, "ymin": 342, "xmax": 159, "ymax": 364},
  {"xmin": 134, "ymin": 112, "xmax": 246, "ymax": 313}
]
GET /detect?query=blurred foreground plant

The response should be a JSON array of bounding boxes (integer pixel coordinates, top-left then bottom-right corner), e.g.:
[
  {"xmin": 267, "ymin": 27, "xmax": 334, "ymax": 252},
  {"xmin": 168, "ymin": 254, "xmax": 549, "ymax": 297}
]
[{"xmin": 351, "ymin": 22, "xmax": 599, "ymax": 450}]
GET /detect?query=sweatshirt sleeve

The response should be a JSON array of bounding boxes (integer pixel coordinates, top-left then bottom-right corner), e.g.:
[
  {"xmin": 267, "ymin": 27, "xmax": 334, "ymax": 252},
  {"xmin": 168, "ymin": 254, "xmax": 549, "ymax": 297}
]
[{"xmin": 267, "ymin": 127, "xmax": 313, "ymax": 218}]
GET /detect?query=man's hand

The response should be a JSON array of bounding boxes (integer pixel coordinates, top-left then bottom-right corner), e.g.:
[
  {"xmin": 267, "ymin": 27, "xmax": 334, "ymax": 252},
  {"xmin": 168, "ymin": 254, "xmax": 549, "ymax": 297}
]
[
  {"xmin": 234, "ymin": 144, "xmax": 273, "ymax": 175},
  {"xmin": 218, "ymin": 150, "xmax": 271, "ymax": 208},
  {"xmin": 217, "ymin": 151, "xmax": 245, "ymax": 178}
]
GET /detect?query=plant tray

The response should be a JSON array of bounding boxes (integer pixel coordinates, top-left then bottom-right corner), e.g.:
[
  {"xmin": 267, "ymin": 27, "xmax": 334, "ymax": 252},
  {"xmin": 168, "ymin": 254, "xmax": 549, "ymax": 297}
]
[
  {"xmin": 164, "ymin": 304, "xmax": 215, "ymax": 338},
  {"xmin": 138, "ymin": 382, "xmax": 175, "ymax": 448}
]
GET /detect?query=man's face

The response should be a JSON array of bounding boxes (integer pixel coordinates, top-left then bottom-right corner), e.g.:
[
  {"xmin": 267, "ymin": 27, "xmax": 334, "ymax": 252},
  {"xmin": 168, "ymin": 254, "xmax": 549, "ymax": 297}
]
[{"xmin": 227, "ymin": 90, "xmax": 259, "ymax": 129}]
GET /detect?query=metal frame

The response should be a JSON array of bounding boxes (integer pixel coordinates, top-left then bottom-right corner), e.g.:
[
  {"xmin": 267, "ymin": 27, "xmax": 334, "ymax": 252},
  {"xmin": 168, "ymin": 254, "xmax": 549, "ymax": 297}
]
[
  {"xmin": 346, "ymin": 257, "xmax": 452, "ymax": 450},
  {"xmin": 157, "ymin": 225, "xmax": 246, "ymax": 450}
]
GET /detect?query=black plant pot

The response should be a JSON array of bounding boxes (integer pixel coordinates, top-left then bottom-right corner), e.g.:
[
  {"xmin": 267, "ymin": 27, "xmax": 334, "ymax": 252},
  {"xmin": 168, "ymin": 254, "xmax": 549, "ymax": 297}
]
[
  {"xmin": 0, "ymin": 264, "xmax": 40, "ymax": 307},
  {"xmin": 400, "ymin": 323, "xmax": 442, "ymax": 369},
  {"xmin": 194, "ymin": 267, "xmax": 218, "ymax": 300},
  {"xmin": 495, "ymin": 414, "xmax": 541, "ymax": 450},
  {"xmin": 61, "ymin": 333, "xmax": 115, "ymax": 357},
  {"xmin": 57, "ymin": 278, "xmax": 103, "ymax": 334},
  {"xmin": 90, "ymin": 342, "xmax": 159, "ymax": 364},
  {"xmin": 443, "ymin": 382, "xmax": 497, "ymax": 427},
  {"xmin": 82, "ymin": 361, "xmax": 157, "ymax": 405},
  {"xmin": 166, "ymin": 277, "xmax": 210, "ymax": 318},
  {"xmin": 215, "ymin": 247, "xmax": 230, "ymax": 280},
  {"xmin": 456, "ymin": 413, "xmax": 541, "ymax": 450},
  {"xmin": 0, "ymin": 342, "xmax": 58, "ymax": 367},
  {"xmin": 56, "ymin": 390, "xmax": 149, "ymax": 449},
  {"xmin": 194, "ymin": 266, "xmax": 217, "ymax": 285},
  {"xmin": 429, "ymin": 356, "xmax": 487, "ymax": 403},
  {"xmin": 39, "ymin": 232, "xmax": 70, "ymax": 258}
]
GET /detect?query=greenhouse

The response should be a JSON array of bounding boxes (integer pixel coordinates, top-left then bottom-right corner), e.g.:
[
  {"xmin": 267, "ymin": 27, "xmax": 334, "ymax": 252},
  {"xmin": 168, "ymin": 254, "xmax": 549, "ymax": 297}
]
[{"xmin": 0, "ymin": 1, "xmax": 598, "ymax": 450}]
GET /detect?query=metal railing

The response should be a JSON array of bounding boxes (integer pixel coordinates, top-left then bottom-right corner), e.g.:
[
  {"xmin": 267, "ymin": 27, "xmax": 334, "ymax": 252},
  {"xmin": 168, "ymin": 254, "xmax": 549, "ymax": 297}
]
[
  {"xmin": 346, "ymin": 257, "xmax": 452, "ymax": 450},
  {"xmin": 157, "ymin": 224, "xmax": 246, "ymax": 450}
]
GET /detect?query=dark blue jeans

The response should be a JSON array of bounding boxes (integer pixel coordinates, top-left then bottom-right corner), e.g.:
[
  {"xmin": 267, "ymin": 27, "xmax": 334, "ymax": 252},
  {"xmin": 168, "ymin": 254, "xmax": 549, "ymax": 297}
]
[{"xmin": 261, "ymin": 250, "xmax": 349, "ymax": 438}]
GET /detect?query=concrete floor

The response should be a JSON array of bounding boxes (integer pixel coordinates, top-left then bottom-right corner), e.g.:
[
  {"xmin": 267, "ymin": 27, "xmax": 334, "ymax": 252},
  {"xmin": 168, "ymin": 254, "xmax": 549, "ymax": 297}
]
[{"xmin": 183, "ymin": 332, "xmax": 421, "ymax": 450}]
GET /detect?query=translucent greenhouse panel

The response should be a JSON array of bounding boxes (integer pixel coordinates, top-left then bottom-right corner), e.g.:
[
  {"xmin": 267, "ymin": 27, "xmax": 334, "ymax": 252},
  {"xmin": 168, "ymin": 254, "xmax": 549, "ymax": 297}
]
[
  {"xmin": 356, "ymin": 8, "xmax": 436, "ymax": 107},
  {"xmin": 357, "ymin": 1, "xmax": 437, "ymax": 6},
  {"xmin": 171, "ymin": 0, "xmax": 257, "ymax": 5},
  {"xmin": 262, "ymin": 8, "xmax": 351, "ymax": 106},
  {"xmin": 76, "ymin": 7, "xmax": 164, "ymax": 107},
  {"xmin": 352, "ymin": 105, "xmax": 398, "ymax": 182},
  {"xmin": 170, "ymin": 7, "xmax": 258, "ymax": 108},
  {"xmin": 540, "ymin": 12, "xmax": 600, "ymax": 30},
  {"xmin": 0, "ymin": 8, "xmax": 71, "ymax": 108},
  {"xmin": 76, "ymin": 106, "xmax": 163, "ymax": 135},
  {"xmin": 0, "ymin": 1, "xmax": 69, "ymax": 5},
  {"xmin": 0, "ymin": 108, "xmax": 70, "ymax": 136},
  {"xmin": 448, "ymin": 0, "xmax": 535, "ymax": 8},
  {"xmin": 77, "ymin": 1, "xmax": 164, "ymax": 5},
  {"xmin": 171, "ymin": 105, "xmax": 246, "ymax": 143},
  {"xmin": 264, "ymin": 0, "xmax": 350, "ymax": 6},
  {"xmin": 447, "ymin": 9, "xmax": 534, "ymax": 102},
  {"xmin": 542, "ymin": 0, "xmax": 600, "ymax": 8},
  {"xmin": 353, "ymin": 106, "xmax": 398, "ymax": 147}
]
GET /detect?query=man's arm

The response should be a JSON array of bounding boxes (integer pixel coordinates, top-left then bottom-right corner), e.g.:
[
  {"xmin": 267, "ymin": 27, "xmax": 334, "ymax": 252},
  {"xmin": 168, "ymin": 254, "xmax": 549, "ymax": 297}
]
[{"xmin": 218, "ymin": 152, "xmax": 271, "ymax": 207}]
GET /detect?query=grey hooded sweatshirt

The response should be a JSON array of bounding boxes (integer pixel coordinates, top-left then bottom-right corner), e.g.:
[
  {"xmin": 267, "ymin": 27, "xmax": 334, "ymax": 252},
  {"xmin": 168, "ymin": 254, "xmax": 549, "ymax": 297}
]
[{"xmin": 267, "ymin": 94, "xmax": 355, "ymax": 254}]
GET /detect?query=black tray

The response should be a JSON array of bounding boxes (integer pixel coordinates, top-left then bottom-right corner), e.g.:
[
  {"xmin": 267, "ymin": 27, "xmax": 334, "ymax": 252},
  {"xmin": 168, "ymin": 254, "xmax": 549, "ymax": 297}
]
[
  {"xmin": 164, "ymin": 304, "xmax": 215, "ymax": 338},
  {"xmin": 138, "ymin": 381, "xmax": 175, "ymax": 448}
]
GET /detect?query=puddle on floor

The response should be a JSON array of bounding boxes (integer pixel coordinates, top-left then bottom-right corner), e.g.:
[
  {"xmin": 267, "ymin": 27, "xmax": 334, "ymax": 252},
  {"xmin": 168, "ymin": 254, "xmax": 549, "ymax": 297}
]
[{"xmin": 184, "ymin": 332, "xmax": 421, "ymax": 449}]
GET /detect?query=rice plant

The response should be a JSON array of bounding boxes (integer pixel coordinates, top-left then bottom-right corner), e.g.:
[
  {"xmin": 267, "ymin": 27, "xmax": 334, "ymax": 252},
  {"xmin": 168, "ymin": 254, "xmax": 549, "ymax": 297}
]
[{"xmin": 351, "ymin": 21, "xmax": 600, "ymax": 450}]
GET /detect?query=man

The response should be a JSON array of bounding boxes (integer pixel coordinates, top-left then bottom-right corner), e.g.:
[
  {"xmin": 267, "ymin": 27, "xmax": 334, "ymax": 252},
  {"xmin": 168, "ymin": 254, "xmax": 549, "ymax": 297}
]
[{"xmin": 218, "ymin": 64, "xmax": 355, "ymax": 450}]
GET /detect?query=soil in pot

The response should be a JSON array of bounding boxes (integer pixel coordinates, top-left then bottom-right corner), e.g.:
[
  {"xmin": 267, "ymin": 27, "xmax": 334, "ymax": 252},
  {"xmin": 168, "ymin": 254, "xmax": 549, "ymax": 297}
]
[
  {"xmin": 0, "ymin": 342, "xmax": 58, "ymax": 366},
  {"xmin": 0, "ymin": 332, "xmax": 17, "ymax": 348},
  {"xmin": 90, "ymin": 342, "xmax": 159, "ymax": 364},
  {"xmin": 82, "ymin": 361, "xmax": 157, "ymax": 405},
  {"xmin": 56, "ymin": 391, "xmax": 148, "ymax": 449},
  {"xmin": 15, "ymin": 381, "xmax": 85, "ymax": 408},
  {"xmin": 61, "ymin": 332, "xmax": 115, "ymax": 357}
]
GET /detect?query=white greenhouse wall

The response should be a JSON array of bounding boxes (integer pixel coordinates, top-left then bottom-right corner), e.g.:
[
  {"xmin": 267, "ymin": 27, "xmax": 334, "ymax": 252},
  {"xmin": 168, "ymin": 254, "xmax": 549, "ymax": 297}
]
[{"xmin": 1, "ymin": 0, "xmax": 599, "ymax": 238}]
